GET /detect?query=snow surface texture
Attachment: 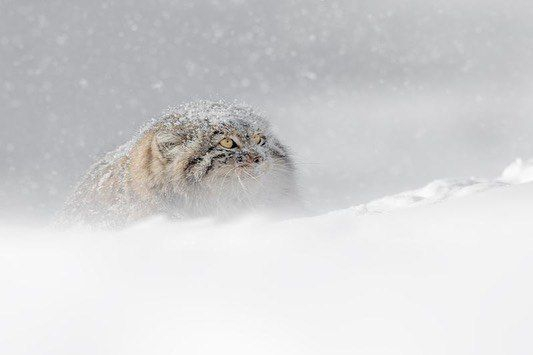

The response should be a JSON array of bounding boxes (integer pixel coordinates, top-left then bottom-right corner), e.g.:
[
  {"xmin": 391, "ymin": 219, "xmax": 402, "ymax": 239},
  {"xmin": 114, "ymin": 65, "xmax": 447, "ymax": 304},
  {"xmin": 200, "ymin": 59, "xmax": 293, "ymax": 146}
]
[
  {"xmin": 1, "ymin": 159, "xmax": 533, "ymax": 355},
  {"xmin": 351, "ymin": 158, "xmax": 533, "ymax": 215}
]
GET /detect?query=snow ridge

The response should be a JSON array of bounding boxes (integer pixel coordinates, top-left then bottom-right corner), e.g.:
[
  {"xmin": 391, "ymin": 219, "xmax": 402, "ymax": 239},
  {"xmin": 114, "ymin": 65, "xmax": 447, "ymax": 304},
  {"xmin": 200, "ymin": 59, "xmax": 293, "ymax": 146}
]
[{"xmin": 351, "ymin": 158, "xmax": 533, "ymax": 216}]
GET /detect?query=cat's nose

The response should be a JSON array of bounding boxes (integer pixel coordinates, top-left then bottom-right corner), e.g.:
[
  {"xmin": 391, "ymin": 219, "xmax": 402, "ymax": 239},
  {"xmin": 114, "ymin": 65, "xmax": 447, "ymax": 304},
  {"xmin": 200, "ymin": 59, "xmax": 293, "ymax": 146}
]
[
  {"xmin": 236, "ymin": 153, "xmax": 262, "ymax": 165},
  {"xmin": 249, "ymin": 155, "xmax": 263, "ymax": 164}
]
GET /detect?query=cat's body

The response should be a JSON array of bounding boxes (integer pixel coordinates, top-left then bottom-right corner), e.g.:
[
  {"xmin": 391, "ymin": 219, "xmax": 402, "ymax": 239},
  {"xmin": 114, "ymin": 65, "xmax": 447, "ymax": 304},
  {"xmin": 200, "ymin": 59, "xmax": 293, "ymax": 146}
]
[{"xmin": 60, "ymin": 101, "xmax": 298, "ymax": 228}]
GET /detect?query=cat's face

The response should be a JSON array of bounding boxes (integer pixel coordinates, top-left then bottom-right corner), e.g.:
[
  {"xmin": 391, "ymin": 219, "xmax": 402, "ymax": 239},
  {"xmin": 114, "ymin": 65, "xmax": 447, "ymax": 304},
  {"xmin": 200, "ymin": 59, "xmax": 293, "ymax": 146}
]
[
  {"xmin": 153, "ymin": 102, "xmax": 294, "ymax": 193},
  {"xmin": 202, "ymin": 124, "xmax": 274, "ymax": 180}
]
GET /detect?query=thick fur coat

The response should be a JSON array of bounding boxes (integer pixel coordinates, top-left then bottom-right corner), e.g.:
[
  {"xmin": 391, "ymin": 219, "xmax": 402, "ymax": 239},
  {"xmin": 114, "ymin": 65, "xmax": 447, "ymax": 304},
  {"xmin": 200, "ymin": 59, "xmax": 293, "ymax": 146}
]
[{"xmin": 60, "ymin": 101, "xmax": 297, "ymax": 228}]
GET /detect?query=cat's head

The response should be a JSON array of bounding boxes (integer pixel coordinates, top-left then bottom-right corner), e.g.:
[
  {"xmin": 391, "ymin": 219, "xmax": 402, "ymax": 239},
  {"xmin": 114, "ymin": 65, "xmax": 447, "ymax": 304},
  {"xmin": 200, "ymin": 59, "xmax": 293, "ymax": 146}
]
[{"xmin": 148, "ymin": 101, "xmax": 295, "ymax": 200}]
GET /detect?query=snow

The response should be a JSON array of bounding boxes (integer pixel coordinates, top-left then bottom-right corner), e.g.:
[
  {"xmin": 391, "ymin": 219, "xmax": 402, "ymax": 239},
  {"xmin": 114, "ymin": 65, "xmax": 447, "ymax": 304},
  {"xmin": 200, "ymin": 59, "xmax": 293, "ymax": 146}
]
[
  {"xmin": 2, "ymin": 159, "xmax": 533, "ymax": 354},
  {"xmin": 350, "ymin": 177, "xmax": 504, "ymax": 215},
  {"xmin": 350, "ymin": 158, "xmax": 533, "ymax": 215},
  {"xmin": 2, "ymin": 1, "xmax": 533, "ymax": 352},
  {"xmin": 499, "ymin": 158, "xmax": 533, "ymax": 184}
]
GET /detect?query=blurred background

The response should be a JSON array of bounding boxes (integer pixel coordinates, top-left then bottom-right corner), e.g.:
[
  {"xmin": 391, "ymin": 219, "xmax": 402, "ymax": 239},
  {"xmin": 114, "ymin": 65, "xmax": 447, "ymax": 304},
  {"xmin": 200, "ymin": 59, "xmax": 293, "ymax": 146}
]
[{"xmin": 1, "ymin": 0, "xmax": 533, "ymax": 223}]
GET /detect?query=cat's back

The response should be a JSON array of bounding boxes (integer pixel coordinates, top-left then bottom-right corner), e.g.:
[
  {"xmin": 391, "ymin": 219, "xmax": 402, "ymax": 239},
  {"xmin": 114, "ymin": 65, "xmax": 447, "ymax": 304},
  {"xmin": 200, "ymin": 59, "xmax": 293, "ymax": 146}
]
[{"xmin": 59, "ymin": 143, "xmax": 133, "ymax": 227}]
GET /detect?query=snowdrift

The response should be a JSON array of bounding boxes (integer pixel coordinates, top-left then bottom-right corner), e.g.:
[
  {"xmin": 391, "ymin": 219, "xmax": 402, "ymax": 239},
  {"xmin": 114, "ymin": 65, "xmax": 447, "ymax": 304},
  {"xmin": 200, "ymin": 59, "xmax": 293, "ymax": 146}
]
[{"xmin": 1, "ymin": 159, "xmax": 533, "ymax": 355}]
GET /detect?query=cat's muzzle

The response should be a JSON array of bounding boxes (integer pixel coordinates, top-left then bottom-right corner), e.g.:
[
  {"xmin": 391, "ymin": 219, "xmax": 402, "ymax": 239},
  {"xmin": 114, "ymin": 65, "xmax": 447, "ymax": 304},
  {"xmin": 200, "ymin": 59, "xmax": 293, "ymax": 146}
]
[{"xmin": 235, "ymin": 153, "xmax": 263, "ymax": 166}]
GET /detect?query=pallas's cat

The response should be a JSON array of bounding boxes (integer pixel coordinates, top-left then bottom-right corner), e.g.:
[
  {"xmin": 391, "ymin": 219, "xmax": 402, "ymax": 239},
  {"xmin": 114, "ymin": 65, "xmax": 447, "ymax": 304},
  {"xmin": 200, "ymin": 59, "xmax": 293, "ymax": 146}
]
[{"xmin": 60, "ymin": 101, "xmax": 297, "ymax": 228}]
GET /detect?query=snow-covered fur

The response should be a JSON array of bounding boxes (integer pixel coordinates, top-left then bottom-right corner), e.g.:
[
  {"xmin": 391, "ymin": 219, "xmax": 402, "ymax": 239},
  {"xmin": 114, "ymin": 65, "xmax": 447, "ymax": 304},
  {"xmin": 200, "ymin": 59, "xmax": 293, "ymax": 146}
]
[{"xmin": 59, "ymin": 101, "xmax": 297, "ymax": 228}]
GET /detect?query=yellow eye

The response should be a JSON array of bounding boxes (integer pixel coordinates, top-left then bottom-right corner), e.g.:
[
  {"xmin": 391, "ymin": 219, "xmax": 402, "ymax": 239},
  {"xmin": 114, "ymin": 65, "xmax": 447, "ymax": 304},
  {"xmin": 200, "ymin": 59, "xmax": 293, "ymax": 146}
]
[
  {"xmin": 219, "ymin": 138, "xmax": 236, "ymax": 149},
  {"xmin": 253, "ymin": 133, "xmax": 265, "ymax": 145}
]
